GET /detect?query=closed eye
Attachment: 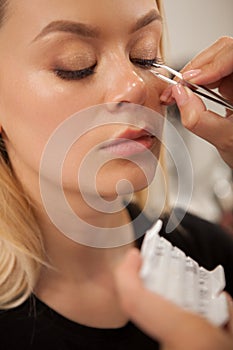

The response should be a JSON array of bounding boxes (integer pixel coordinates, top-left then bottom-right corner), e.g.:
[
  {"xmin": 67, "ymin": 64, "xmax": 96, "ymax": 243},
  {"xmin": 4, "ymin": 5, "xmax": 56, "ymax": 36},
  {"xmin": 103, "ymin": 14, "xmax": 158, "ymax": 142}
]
[
  {"xmin": 54, "ymin": 57, "xmax": 164, "ymax": 81},
  {"xmin": 54, "ymin": 63, "xmax": 97, "ymax": 81}
]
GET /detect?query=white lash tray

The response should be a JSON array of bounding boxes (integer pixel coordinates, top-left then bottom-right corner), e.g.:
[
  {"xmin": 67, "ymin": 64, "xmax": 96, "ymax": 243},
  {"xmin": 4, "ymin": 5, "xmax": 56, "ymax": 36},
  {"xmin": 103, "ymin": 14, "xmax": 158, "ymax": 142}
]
[{"xmin": 140, "ymin": 220, "xmax": 229, "ymax": 326}]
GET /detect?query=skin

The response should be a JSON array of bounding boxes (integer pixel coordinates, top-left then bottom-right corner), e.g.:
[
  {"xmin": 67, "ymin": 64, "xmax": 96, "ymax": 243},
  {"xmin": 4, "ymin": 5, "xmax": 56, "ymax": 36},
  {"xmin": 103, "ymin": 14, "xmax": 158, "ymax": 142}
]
[
  {"xmin": 0, "ymin": 0, "xmax": 165, "ymax": 198},
  {"xmin": 115, "ymin": 248, "xmax": 233, "ymax": 350},
  {"xmin": 161, "ymin": 36, "xmax": 233, "ymax": 168},
  {"xmin": 0, "ymin": 0, "xmax": 166, "ymax": 327},
  {"xmin": 115, "ymin": 38, "xmax": 233, "ymax": 348},
  {"xmin": 0, "ymin": 0, "xmax": 232, "ymax": 345}
]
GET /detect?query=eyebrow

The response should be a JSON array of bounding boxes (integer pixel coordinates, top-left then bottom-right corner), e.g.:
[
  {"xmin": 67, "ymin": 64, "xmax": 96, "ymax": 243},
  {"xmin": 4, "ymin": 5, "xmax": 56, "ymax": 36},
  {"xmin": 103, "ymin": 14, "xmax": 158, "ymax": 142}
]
[
  {"xmin": 32, "ymin": 9, "xmax": 162, "ymax": 43},
  {"xmin": 131, "ymin": 10, "xmax": 162, "ymax": 33},
  {"xmin": 32, "ymin": 21, "xmax": 100, "ymax": 42}
]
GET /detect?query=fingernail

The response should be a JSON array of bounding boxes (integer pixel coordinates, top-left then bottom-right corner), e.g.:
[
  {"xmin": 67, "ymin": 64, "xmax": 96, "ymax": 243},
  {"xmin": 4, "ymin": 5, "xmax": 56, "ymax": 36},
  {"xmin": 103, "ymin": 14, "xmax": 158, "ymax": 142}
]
[
  {"xmin": 160, "ymin": 87, "xmax": 172, "ymax": 102},
  {"xmin": 182, "ymin": 69, "xmax": 202, "ymax": 81},
  {"xmin": 173, "ymin": 84, "xmax": 191, "ymax": 106}
]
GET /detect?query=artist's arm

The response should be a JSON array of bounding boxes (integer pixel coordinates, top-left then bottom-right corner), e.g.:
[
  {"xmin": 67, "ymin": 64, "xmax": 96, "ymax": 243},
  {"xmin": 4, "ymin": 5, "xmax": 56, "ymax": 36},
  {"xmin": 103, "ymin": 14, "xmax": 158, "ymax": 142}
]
[{"xmin": 115, "ymin": 248, "xmax": 233, "ymax": 350}]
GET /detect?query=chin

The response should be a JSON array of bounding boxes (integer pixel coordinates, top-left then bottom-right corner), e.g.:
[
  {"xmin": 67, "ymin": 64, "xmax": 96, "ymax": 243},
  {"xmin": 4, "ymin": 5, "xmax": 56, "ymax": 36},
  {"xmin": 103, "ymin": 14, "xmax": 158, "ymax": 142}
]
[{"xmin": 96, "ymin": 161, "xmax": 157, "ymax": 197}]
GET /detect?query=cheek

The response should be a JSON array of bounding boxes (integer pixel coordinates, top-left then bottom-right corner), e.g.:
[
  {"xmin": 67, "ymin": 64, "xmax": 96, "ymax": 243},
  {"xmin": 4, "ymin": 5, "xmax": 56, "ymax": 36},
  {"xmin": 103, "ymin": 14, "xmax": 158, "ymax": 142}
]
[
  {"xmin": 149, "ymin": 77, "xmax": 167, "ymax": 107},
  {"xmin": 146, "ymin": 76, "xmax": 167, "ymax": 114},
  {"xmin": 0, "ymin": 68, "xmax": 99, "ymax": 171}
]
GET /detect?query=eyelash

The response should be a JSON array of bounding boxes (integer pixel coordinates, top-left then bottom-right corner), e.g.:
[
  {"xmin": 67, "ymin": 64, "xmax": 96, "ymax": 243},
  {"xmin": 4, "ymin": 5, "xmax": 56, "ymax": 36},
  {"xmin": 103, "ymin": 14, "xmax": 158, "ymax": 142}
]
[
  {"xmin": 131, "ymin": 57, "xmax": 164, "ymax": 67},
  {"xmin": 54, "ymin": 57, "xmax": 163, "ymax": 81},
  {"xmin": 55, "ymin": 64, "xmax": 97, "ymax": 81}
]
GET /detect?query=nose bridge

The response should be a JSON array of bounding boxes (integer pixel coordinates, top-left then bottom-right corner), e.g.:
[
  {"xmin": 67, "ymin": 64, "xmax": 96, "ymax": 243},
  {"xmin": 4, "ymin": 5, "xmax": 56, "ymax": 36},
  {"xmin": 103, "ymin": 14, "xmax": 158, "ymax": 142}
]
[{"xmin": 104, "ymin": 59, "xmax": 147, "ymax": 105}]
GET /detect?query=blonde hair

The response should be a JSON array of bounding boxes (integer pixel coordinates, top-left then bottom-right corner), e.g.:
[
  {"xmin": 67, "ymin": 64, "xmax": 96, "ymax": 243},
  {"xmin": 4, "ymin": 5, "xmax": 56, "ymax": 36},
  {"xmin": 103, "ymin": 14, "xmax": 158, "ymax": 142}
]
[
  {"xmin": 0, "ymin": 4, "xmax": 45, "ymax": 309},
  {"xmin": 0, "ymin": 155, "xmax": 45, "ymax": 308},
  {"xmin": 0, "ymin": 0, "xmax": 166, "ymax": 309}
]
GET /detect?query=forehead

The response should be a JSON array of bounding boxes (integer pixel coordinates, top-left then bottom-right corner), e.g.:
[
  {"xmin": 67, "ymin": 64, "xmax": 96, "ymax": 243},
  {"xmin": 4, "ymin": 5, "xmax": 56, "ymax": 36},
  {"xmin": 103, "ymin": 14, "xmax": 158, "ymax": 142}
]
[
  {"xmin": 0, "ymin": 0, "xmax": 160, "ymax": 51},
  {"xmin": 5, "ymin": 0, "xmax": 158, "ymax": 37}
]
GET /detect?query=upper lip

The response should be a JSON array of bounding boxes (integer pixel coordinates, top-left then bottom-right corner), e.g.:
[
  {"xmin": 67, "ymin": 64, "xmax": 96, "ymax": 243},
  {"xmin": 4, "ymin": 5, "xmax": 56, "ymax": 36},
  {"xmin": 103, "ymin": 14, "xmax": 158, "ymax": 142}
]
[
  {"xmin": 115, "ymin": 128, "xmax": 153, "ymax": 140},
  {"xmin": 101, "ymin": 128, "xmax": 154, "ymax": 148}
]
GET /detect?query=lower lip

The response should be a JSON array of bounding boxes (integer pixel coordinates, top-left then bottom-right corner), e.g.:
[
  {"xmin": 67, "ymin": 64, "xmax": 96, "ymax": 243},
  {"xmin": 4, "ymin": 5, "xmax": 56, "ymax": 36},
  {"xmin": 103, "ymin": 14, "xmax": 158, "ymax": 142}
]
[{"xmin": 101, "ymin": 135, "xmax": 156, "ymax": 157}]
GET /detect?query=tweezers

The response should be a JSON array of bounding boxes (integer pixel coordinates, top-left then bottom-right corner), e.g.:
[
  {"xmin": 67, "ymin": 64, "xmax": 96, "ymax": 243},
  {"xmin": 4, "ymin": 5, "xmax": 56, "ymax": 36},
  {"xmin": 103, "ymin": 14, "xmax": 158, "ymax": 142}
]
[{"xmin": 149, "ymin": 63, "xmax": 233, "ymax": 111}]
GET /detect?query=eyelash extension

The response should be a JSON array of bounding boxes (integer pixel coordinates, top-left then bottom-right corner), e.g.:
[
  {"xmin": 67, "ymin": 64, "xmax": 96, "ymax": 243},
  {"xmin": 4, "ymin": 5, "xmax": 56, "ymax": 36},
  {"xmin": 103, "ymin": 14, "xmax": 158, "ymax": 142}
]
[
  {"xmin": 131, "ymin": 57, "xmax": 164, "ymax": 68},
  {"xmin": 54, "ymin": 64, "xmax": 96, "ymax": 81},
  {"xmin": 54, "ymin": 57, "xmax": 164, "ymax": 81}
]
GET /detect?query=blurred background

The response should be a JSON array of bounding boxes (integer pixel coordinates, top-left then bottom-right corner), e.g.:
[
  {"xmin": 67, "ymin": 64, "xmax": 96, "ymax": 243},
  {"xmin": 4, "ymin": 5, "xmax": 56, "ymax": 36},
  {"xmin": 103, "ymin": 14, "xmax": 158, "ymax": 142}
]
[{"xmin": 148, "ymin": 0, "xmax": 233, "ymax": 235}]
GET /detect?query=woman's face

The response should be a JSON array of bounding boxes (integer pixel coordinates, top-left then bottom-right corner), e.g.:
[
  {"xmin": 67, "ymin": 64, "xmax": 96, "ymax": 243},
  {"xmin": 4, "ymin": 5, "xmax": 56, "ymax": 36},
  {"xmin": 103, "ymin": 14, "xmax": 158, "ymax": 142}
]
[{"xmin": 0, "ymin": 0, "xmax": 165, "ymax": 199}]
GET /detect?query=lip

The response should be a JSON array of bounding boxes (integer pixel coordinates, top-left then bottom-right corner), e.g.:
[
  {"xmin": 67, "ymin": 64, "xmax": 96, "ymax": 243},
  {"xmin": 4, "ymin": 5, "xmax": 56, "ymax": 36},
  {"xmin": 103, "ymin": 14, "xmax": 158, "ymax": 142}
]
[
  {"xmin": 100, "ymin": 128, "xmax": 156, "ymax": 157},
  {"xmin": 115, "ymin": 128, "xmax": 154, "ymax": 141}
]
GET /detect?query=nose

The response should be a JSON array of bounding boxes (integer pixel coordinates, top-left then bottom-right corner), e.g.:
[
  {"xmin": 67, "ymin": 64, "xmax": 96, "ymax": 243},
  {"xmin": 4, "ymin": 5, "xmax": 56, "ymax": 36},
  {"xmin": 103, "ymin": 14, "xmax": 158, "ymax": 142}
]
[{"xmin": 103, "ymin": 61, "xmax": 147, "ymax": 106}]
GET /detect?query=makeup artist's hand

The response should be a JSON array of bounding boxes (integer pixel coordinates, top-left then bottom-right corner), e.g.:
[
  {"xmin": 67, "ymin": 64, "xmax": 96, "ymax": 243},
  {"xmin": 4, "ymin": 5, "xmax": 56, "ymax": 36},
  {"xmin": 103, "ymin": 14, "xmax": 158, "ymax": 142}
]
[
  {"xmin": 115, "ymin": 248, "xmax": 233, "ymax": 350},
  {"xmin": 160, "ymin": 36, "xmax": 233, "ymax": 168}
]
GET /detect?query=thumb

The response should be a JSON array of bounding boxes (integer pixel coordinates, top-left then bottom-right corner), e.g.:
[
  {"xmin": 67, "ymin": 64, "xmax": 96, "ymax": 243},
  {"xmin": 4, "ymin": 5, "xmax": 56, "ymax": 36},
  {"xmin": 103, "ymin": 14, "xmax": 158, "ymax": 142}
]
[
  {"xmin": 172, "ymin": 84, "xmax": 233, "ymax": 167},
  {"xmin": 115, "ymin": 248, "xmax": 233, "ymax": 349},
  {"xmin": 115, "ymin": 248, "xmax": 143, "ymax": 313},
  {"xmin": 115, "ymin": 248, "xmax": 207, "ymax": 345}
]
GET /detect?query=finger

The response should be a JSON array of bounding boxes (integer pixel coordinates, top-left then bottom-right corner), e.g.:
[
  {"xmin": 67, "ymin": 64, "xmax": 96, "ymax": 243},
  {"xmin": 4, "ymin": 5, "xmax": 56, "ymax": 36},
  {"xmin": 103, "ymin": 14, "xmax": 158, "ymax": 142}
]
[
  {"xmin": 115, "ymin": 249, "xmax": 233, "ymax": 349},
  {"xmin": 160, "ymin": 85, "xmax": 175, "ymax": 105},
  {"xmin": 172, "ymin": 84, "xmax": 233, "ymax": 168},
  {"xmin": 218, "ymin": 74, "xmax": 233, "ymax": 101},
  {"xmin": 115, "ymin": 248, "xmax": 142, "ymax": 299},
  {"xmin": 183, "ymin": 71, "xmax": 233, "ymax": 97},
  {"xmin": 183, "ymin": 37, "xmax": 230, "ymax": 69},
  {"xmin": 115, "ymin": 249, "xmax": 212, "ymax": 346},
  {"xmin": 181, "ymin": 37, "xmax": 233, "ymax": 86},
  {"xmin": 115, "ymin": 248, "xmax": 185, "ymax": 342},
  {"xmin": 225, "ymin": 293, "xmax": 233, "ymax": 335}
]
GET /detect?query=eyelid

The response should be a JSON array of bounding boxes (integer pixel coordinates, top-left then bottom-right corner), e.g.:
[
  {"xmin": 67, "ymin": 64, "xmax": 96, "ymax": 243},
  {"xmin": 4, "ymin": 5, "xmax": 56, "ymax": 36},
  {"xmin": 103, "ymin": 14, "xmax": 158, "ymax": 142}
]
[
  {"xmin": 52, "ymin": 53, "xmax": 97, "ymax": 68},
  {"xmin": 53, "ymin": 61, "xmax": 97, "ymax": 71},
  {"xmin": 54, "ymin": 63, "xmax": 96, "ymax": 81},
  {"xmin": 52, "ymin": 49, "xmax": 97, "ymax": 71}
]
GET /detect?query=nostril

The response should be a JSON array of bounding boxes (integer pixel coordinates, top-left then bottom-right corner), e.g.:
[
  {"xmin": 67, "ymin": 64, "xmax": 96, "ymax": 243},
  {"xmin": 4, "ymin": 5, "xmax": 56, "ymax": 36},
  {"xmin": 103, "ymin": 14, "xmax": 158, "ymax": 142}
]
[
  {"xmin": 117, "ymin": 101, "xmax": 129, "ymax": 108},
  {"xmin": 105, "ymin": 101, "xmax": 130, "ymax": 113}
]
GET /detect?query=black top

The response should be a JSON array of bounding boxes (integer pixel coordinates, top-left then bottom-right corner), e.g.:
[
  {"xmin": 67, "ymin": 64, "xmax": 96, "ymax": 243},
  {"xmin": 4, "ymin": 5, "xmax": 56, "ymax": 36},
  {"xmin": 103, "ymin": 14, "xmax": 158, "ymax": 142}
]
[{"xmin": 1, "ymin": 205, "xmax": 233, "ymax": 350}]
